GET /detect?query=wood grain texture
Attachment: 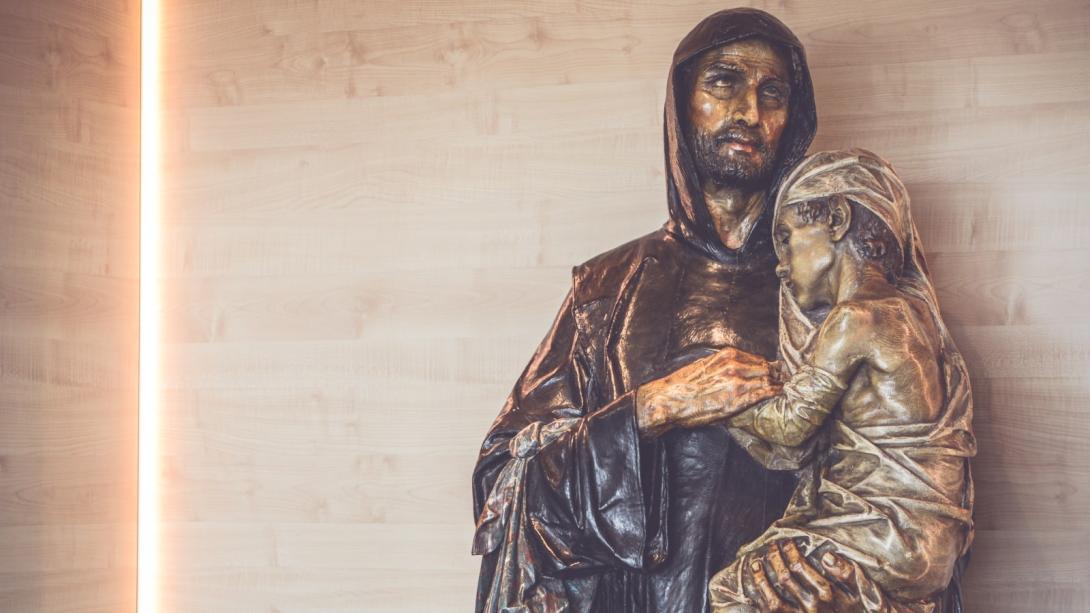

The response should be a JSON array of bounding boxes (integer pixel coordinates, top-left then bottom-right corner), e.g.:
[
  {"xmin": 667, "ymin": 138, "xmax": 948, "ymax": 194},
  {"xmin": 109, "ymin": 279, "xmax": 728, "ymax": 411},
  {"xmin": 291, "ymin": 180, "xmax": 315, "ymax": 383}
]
[
  {"xmin": 160, "ymin": 1, "xmax": 1090, "ymax": 611},
  {"xmin": 0, "ymin": 0, "xmax": 139, "ymax": 611}
]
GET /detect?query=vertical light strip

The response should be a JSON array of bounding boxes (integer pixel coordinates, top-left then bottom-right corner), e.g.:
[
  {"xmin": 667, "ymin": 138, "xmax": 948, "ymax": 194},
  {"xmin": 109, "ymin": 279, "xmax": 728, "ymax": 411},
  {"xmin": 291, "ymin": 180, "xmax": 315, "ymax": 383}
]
[{"xmin": 138, "ymin": 0, "xmax": 161, "ymax": 610}]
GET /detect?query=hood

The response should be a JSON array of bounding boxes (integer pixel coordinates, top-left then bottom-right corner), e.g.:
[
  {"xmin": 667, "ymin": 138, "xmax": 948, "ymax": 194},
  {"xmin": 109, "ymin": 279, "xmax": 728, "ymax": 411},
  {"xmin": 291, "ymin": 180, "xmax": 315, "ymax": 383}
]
[{"xmin": 663, "ymin": 8, "xmax": 817, "ymax": 262}]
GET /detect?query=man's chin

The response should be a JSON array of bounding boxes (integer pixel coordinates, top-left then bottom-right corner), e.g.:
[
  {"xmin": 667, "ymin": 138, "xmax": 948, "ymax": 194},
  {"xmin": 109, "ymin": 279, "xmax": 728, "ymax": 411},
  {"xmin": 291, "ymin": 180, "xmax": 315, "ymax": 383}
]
[{"xmin": 708, "ymin": 161, "xmax": 772, "ymax": 189}]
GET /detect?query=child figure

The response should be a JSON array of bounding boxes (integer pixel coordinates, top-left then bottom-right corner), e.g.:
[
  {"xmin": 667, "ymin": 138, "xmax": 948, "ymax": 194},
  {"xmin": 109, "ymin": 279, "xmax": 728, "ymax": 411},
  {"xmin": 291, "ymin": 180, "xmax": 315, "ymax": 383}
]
[{"xmin": 708, "ymin": 150, "xmax": 975, "ymax": 612}]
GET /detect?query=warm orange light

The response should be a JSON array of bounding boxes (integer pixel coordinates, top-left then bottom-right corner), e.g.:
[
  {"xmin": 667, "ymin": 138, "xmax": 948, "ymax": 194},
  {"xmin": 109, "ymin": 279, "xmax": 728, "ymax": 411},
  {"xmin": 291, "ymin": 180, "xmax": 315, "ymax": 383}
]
[{"xmin": 138, "ymin": 0, "xmax": 161, "ymax": 610}]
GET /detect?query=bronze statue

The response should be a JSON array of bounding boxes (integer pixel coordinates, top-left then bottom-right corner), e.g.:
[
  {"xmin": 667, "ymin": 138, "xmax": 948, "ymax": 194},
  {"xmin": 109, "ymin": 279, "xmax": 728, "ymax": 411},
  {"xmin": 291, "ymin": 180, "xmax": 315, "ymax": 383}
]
[{"xmin": 471, "ymin": 9, "xmax": 972, "ymax": 612}]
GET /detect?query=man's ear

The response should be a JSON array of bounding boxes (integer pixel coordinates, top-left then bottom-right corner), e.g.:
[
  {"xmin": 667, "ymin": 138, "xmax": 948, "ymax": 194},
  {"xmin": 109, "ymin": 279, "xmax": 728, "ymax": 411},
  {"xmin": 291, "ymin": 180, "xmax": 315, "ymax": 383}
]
[{"xmin": 828, "ymin": 195, "xmax": 852, "ymax": 242}]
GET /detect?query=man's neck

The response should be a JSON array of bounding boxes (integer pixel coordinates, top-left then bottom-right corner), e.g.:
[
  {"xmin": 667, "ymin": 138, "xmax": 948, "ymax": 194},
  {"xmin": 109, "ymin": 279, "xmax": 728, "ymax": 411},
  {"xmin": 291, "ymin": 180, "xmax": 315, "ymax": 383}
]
[{"xmin": 701, "ymin": 179, "xmax": 767, "ymax": 250}]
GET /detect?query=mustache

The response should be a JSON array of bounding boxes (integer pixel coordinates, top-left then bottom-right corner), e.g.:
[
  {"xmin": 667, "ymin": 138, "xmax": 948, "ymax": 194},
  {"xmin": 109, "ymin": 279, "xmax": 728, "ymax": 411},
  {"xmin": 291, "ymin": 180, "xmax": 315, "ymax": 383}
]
[{"xmin": 713, "ymin": 128, "xmax": 770, "ymax": 155}]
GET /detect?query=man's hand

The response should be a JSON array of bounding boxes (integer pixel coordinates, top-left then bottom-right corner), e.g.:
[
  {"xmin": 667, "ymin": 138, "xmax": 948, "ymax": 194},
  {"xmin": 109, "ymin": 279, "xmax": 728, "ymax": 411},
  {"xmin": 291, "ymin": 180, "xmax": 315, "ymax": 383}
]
[
  {"xmin": 742, "ymin": 540, "xmax": 862, "ymax": 613},
  {"xmin": 635, "ymin": 346, "xmax": 780, "ymax": 437}
]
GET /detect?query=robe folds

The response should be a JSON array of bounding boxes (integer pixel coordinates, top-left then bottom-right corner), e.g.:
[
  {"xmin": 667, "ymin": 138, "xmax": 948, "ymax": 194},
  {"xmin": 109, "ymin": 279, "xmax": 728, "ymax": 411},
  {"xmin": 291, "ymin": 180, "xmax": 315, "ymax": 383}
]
[{"xmin": 472, "ymin": 231, "xmax": 799, "ymax": 612}]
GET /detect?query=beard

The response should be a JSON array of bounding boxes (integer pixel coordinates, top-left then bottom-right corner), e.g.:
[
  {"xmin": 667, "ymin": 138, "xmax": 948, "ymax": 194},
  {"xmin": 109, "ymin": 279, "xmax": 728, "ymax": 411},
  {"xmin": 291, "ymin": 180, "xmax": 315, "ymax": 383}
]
[{"xmin": 689, "ymin": 126, "xmax": 778, "ymax": 189}]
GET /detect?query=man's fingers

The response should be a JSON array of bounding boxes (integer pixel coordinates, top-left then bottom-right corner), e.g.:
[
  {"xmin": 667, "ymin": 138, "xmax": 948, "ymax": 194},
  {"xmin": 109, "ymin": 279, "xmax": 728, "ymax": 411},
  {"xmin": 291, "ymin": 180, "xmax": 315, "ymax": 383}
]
[
  {"xmin": 696, "ymin": 378, "xmax": 779, "ymax": 422},
  {"xmin": 698, "ymin": 376, "xmax": 780, "ymax": 420},
  {"xmin": 707, "ymin": 349, "xmax": 772, "ymax": 376},
  {"xmin": 750, "ymin": 559, "xmax": 788, "ymax": 612},
  {"xmin": 736, "ymin": 378, "xmax": 782, "ymax": 406},
  {"xmin": 701, "ymin": 355, "xmax": 771, "ymax": 379},
  {"xmin": 713, "ymin": 346, "xmax": 768, "ymax": 366},
  {"xmin": 820, "ymin": 551, "xmax": 855, "ymax": 584},
  {"xmin": 781, "ymin": 541, "xmax": 834, "ymax": 603},
  {"xmin": 741, "ymin": 556, "xmax": 762, "ymax": 604},
  {"xmin": 702, "ymin": 359, "xmax": 771, "ymax": 381},
  {"xmin": 766, "ymin": 543, "xmax": 817, "ymax": 613}
]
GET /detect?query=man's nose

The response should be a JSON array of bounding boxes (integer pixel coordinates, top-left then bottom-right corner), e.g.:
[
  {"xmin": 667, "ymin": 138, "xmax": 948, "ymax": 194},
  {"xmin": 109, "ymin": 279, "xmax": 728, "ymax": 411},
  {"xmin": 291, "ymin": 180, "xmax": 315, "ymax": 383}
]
[
  {"xmin": 732, "ymin": 87, "xmax": 760, "ymax": 126},
  {"xmin": 775, "ymin": 263, "xmax": 790, "ymax": 279}
]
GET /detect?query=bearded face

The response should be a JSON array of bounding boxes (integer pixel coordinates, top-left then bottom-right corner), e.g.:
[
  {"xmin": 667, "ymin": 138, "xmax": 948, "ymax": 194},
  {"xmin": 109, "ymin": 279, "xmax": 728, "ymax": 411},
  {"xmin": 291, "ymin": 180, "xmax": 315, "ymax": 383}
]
[
  {"xmin": 685, "ymin": 37, "xmax": 792, "ymax": 190},
  {"xmin": 689, "ymin": 122, "xmax": 777, "ymax": 188}
]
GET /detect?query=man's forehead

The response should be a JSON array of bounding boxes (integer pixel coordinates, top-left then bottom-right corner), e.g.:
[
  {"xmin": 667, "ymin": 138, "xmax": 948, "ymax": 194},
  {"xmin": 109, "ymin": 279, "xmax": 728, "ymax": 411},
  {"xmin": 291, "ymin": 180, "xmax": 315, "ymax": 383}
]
[{"xmin": 695, "ymin": 38, "xmax": 790, "ymax": 78}]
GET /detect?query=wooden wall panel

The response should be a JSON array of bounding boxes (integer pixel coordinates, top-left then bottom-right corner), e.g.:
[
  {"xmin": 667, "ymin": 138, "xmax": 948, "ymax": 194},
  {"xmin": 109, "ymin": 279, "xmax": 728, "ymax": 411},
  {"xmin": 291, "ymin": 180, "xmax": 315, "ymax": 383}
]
[
  {"xmin": 0, "ymin": 0, "xmax": 139, "ymax": 611},
  {"xmin": 161, "ymin": 1, "xmax": 1090, "ymax": 611}
]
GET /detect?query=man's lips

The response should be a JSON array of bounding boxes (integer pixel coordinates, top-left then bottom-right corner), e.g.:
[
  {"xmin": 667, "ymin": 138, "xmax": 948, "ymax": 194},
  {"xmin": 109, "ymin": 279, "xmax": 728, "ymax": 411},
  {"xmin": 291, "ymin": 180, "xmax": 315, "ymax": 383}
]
[
  {"xmin": 725, "ymin": 140, "xmax": 756, "ymax": 153},
  {"xmin": 717, "ymin": 133, "xmax": 763, "ymax": 155}
]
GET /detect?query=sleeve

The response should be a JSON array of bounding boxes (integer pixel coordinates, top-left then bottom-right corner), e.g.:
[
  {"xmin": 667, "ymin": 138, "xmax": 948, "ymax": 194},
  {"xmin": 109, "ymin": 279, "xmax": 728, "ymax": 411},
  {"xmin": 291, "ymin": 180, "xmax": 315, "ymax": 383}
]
[
  {"xmin": 730, "ymin": 364, "xmax": 847, "ymax": 448},
  {"xmin": 471, "ymin": 285, "xmax": 653, "ymax": 578}
]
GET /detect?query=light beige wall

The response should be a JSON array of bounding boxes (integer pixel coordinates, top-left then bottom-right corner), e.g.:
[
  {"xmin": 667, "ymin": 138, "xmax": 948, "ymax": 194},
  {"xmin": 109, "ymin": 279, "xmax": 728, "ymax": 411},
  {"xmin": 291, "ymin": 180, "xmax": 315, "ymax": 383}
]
[
  {"xmin": 160, "ymin": 1, "xmax": 1090, "ymax": 611},
  {"xmin": 0, "ymin": 1, "xmax": 139, "ymax": 611}
]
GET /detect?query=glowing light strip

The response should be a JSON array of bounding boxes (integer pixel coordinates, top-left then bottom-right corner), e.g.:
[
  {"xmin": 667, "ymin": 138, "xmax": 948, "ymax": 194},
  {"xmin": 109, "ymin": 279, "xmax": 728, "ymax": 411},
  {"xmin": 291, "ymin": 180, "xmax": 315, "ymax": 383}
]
[{"xmin": 138, "ymin": 0, "xmax": 161, "ymax": 609}]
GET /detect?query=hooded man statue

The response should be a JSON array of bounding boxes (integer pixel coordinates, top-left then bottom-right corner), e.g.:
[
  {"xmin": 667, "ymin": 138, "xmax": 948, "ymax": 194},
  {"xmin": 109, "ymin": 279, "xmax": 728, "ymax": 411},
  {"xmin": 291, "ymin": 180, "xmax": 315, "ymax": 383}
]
[{"xmin": 472, "ymin": 9, "xmax": 870, "ymax": 612}]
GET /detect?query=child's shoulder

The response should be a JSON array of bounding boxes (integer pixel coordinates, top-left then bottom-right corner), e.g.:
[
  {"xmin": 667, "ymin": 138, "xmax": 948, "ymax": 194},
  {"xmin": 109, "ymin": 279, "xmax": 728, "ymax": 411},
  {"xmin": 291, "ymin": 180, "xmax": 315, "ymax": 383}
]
[
  {"xmin": 821, "ymin": 293, "xmax": 933, "ymax": 345},
  {"xmin": 822, "ymin": 299, "xmax": 881, "ymax": 333}
]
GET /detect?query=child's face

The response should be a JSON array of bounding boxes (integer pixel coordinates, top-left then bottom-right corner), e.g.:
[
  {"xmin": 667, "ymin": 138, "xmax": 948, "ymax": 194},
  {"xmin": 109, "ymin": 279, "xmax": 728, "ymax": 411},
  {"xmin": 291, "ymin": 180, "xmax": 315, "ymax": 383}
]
[{"xmin": 773, "ymin": 204, "xmax": 838, "ymax": 310}]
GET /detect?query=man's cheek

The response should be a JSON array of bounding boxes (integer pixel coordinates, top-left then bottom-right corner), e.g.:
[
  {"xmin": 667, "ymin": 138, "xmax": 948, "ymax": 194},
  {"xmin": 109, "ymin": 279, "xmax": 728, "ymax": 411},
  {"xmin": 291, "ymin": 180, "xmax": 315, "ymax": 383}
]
[
  {"xmin": 764, "ymin": 114, "xmax": 788, "ymax": 150},
  {"xmin": 690, "ymin": 92, "xmax": 723, "ymax": 126}
]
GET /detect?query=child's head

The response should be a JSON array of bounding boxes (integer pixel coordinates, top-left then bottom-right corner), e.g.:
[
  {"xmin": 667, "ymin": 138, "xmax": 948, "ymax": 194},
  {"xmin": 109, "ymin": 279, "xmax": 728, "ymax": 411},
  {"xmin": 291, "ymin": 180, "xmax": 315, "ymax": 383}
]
[{"xmin": 773, "ymin": 193, "xmax": 904, "ymax": 310}]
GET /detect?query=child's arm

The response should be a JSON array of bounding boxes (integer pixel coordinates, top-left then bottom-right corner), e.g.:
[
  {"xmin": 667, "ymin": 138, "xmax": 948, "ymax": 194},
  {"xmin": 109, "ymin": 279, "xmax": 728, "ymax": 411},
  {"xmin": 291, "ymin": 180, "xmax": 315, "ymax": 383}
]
[
  {"xmin": 730, "ymin": 303, "xmax": 872, "ymax": 447},
  {"xmin": 729, "ymin": 363, "xmax": 846, "ymax": 446}
]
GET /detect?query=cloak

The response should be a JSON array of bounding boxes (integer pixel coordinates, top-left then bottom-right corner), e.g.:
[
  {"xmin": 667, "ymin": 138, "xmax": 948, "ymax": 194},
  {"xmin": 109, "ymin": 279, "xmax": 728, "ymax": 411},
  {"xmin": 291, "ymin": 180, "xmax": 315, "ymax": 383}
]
[{"xmin": 472, "ymin": 9, "xmax": 820, "ymax": 611}]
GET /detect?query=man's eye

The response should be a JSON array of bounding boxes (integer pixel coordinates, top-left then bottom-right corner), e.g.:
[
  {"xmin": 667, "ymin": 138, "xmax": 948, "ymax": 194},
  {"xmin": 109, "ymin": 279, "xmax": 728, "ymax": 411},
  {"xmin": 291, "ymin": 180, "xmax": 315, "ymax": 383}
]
[
  {"xmin": 761, "ymin": 86, "xmax": 787, "ymax": 104},
  {"xmin": 708, "ymin": 74, "xmax": 737, "ymax": 88}
]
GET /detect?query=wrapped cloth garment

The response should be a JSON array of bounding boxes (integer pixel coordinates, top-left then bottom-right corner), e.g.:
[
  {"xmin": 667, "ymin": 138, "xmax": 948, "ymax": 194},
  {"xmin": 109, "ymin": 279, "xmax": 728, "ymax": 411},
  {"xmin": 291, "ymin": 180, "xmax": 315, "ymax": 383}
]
[{"xmin": 709, "ymin": 150, "xmax": 976, "ymax": 612}]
